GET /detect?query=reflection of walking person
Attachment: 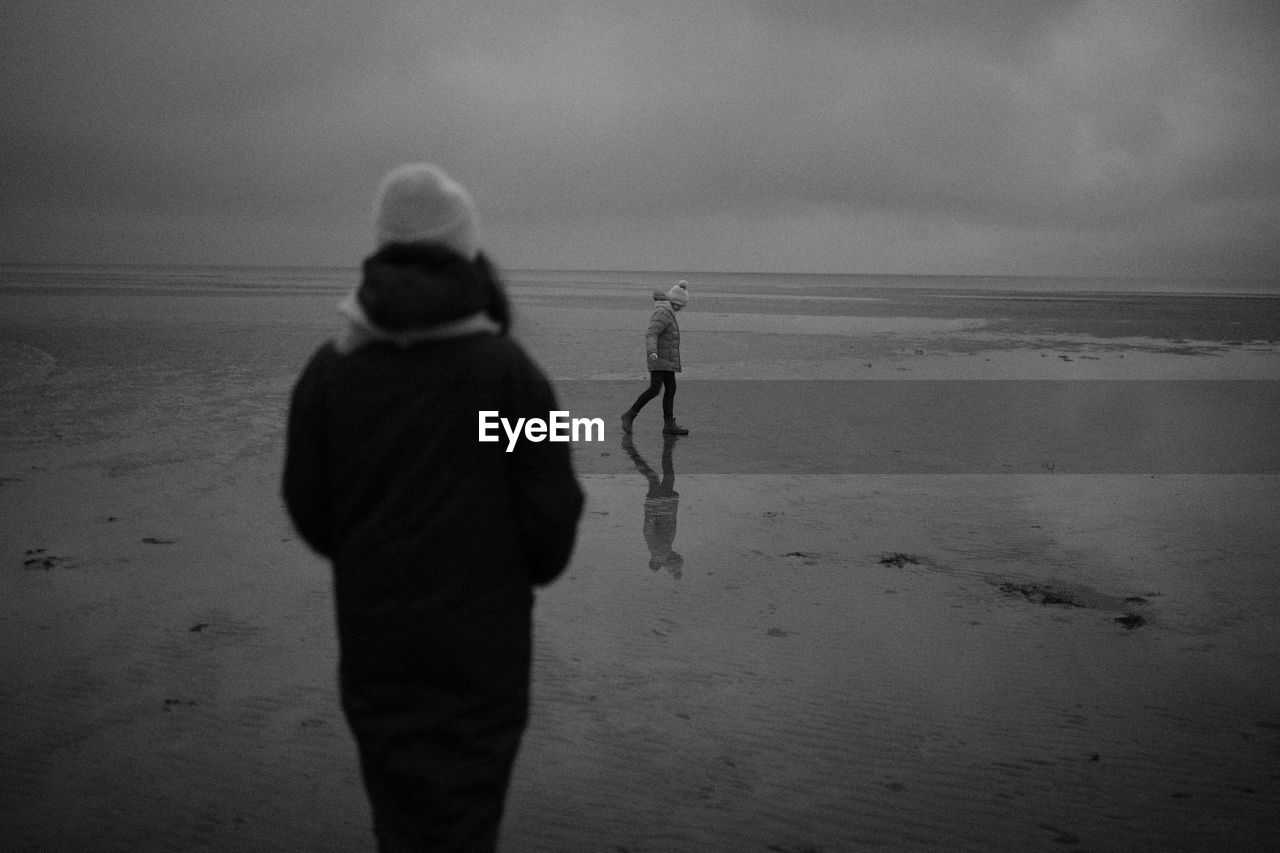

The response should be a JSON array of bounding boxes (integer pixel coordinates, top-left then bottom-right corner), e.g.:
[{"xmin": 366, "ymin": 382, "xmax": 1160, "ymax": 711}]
[
  {"xmin": 622, "ymin": 434, "xmax": 682, "ymax": 578},
  {"xmin": 282, "ymin": 163, "xmax": 584, "ymax": 851},
  {"xmin": 621, "ymin": 281, "xmax": 690, "ymax": 436}
]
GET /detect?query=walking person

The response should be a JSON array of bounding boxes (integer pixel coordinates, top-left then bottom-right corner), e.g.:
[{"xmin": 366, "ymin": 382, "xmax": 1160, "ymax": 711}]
[
  {"xmin": 283, "ymin": 163, "xmax": 584, "ymax": 852},
  {"xmin": 621, "ymin": 280, "xmax": 690, "ymax": 436}
]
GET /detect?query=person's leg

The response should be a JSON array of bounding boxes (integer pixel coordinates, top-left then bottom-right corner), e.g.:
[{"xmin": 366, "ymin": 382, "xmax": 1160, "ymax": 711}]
[
  {"xmin": 343, "ymin": 679, "xmax": 527, "ymax": 853},
  {"xmin": 661, "ymin": 372, "xmax": 688, "ymax": 434},
  {"xmin": 623, "ymin": 372, "xmax": 665, "ymax": 433}
]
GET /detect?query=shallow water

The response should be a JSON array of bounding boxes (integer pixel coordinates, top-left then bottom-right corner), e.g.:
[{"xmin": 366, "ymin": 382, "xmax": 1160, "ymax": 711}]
[{"xmin": 514, "ymin": 471, "xmax": 1280, "ymax": 851}]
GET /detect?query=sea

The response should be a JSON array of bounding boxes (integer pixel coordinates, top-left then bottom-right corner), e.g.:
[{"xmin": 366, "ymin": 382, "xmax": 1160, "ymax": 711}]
[
  {"xmin": 5, "ymin": 262, "xmax": 1278, "ymax": 354},
  {"xmin": 2, "ymin": 262, "xmax": 1279, "ymax": 296}
]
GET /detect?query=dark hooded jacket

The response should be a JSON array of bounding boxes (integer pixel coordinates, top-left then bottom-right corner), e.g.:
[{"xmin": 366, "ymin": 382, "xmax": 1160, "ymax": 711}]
[
  {"xmin": 283, "ymin": 241, "xmax": 583, "ymax": 709},
  {"xmin": 283, "ymin": 244, "xmax": 584, "ymax": 848}
]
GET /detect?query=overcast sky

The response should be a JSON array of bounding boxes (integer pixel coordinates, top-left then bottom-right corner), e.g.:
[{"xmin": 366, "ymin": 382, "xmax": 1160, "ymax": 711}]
[{"xmin": 2, "ymin": 1, "xmax": 1278, "ymax": 277}]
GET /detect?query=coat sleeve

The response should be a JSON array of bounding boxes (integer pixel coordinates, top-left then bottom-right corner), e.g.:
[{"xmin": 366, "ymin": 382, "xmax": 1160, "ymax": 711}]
[
  {"xmin": 505, "ymin": 355, "xmax": 585, "ymax": 586},
  {"xmin": 645, "ymin": 308, "xmax": 668, "ymax": 356},
  {"xmin": 282, "ymin": 349, "xmax": 336, "ymax": 558}
]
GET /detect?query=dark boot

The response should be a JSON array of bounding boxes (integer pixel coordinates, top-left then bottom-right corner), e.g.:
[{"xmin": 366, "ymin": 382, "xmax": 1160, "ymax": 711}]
[
  {"xmin": 663, "ymin": 417, "xmax": 688, "ymax": 436},
  {"xmin": 621, "ymin": 410, "xmax": 636, "ymax": 434}
]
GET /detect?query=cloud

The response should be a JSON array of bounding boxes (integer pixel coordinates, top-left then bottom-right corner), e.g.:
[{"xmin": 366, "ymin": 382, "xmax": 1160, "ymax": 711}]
[{"xmin": 2, "ymin": 1, "xmax": 1277, "ymax": 275}]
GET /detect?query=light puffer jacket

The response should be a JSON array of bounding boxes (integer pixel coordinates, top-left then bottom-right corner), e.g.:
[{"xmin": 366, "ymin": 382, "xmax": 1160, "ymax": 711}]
[{"xmin": 645, "ymin": 291, "xmax": 681, "ymax": 372}]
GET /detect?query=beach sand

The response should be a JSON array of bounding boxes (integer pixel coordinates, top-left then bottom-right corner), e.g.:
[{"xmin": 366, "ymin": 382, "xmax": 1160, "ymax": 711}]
[{"xmin": 2, "ymin": 272, "xmax": 1279, "ymax": 851}]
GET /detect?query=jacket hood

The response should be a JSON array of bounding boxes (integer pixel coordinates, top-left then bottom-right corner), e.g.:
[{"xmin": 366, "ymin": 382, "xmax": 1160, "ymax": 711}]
[
  {"xmin": 333, "ymin": 242, "xmax": 501, "ymax": 354},
  {"xmin": 359, "ymin": 242, "xmax": 492, "ymax": 331},
  {"xmin": 651, "ymin": 292, "xmax": 678, "ymax": 316}
]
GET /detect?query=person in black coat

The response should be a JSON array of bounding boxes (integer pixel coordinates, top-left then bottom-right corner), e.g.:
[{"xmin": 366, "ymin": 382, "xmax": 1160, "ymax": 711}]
[{"xmin": 283, "ymin": 163, "xmax": 584, "ymax": 852}]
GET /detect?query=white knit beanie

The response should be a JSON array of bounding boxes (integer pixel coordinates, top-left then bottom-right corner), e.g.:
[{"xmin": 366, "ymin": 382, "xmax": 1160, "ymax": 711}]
[
  {"xmin": 666, "ymin": 280, "xmax": 689, "ymax": 307},
  {"xmin": 372, "ymin": 163, "xmax": 480, "ymax": 257}
]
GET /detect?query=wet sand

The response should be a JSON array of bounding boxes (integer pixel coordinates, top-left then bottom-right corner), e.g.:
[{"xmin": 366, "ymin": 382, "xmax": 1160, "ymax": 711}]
[{"xmin": 2, "ymin": 273, "xmax": 1279, "ymax": 850}]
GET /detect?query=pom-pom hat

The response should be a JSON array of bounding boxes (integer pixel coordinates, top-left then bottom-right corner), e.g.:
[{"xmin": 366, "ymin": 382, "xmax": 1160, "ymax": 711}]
[
  {"xmin": 666, "ymin": 280, "xmax": 689, "ymax": 307},
  {"xmin": 372, "ymin": 163, "xmax": 480, "ymax": 258}
]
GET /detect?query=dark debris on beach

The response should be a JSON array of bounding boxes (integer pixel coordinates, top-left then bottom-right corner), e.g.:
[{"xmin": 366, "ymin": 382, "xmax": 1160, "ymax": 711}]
[
  {"xmin": 22, "ymin": 548, "xmax": 66, "ymax": 570},
  {"xmin": 998, "ymin": 580, "xmax": 1152, "ymax": 629},
  {"xmin": 998, "ymin": 581, "xmax": 1083, "ymax": 607}
]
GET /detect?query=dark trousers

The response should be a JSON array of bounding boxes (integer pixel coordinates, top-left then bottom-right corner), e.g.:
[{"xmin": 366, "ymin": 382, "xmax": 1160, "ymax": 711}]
[
  {"xmin": 628, "ymin": 370, "xmax": 677, "ymax": 418},
  {"xmin": 341, "ymin": 678, "xmax": 528, "ymax": 852}
]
